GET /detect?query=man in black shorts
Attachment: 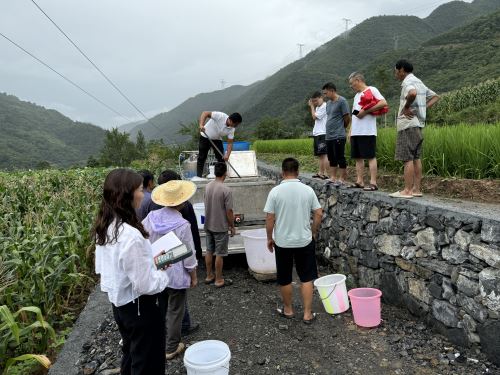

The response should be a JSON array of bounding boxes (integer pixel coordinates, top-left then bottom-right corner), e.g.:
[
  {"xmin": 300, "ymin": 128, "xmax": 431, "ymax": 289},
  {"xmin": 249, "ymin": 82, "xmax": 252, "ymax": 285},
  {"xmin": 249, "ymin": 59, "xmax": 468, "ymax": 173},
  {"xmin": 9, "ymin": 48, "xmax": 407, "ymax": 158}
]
[
  {"xmin": 322, "ymin": 82, "xmax": 351, "ymax": 186},
  {"xmin": 264, "ymin": 158, "xmax": 323, "ymax": 324}
]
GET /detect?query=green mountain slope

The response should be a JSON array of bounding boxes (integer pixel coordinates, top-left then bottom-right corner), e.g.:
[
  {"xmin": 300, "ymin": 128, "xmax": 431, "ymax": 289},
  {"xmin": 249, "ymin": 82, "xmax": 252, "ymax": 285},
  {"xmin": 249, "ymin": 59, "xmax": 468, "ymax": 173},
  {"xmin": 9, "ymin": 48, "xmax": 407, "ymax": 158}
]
[
  {"xmin": 0, "ymin": 93, "xmax": 105, "ymax": 169},
  {"xmin": 130, "ymin": 0, "xmax": 500, "ymax": 141}
]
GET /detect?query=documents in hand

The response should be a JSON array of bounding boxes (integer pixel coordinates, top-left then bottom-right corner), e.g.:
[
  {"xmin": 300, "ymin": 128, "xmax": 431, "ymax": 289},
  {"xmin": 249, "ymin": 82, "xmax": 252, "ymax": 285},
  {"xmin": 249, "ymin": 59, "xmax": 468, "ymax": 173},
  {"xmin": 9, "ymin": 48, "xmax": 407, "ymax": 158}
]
[{"xmin": 152, "ymin": 232, "xmax": 192, "ymax": 269}]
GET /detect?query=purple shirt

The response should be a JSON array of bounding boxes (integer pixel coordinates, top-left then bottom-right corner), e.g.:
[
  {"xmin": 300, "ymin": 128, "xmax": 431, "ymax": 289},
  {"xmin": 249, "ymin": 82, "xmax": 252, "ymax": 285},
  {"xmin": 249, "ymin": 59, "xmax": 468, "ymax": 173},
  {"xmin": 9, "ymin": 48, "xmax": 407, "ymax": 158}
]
[{"xmin": 142, "ymin": 207, "xmax": 198, "ymax": 289}]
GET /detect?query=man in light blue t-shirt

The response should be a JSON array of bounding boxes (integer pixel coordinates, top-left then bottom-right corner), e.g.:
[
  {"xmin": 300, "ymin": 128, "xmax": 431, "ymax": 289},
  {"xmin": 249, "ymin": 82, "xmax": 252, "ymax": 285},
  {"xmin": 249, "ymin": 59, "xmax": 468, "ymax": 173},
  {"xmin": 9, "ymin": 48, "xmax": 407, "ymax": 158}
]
[{"xmin": 264, "ymin": 158, "xmax": 323, "ymax": 324}]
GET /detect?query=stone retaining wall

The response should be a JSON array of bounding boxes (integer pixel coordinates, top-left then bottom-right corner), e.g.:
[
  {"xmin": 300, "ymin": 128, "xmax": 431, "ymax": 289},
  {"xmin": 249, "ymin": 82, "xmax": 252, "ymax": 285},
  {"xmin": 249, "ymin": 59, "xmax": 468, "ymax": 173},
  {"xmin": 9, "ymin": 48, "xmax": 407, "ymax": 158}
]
[{"xmin": 258, "ymin": 163, "xmax": 500, "ymax": 365}]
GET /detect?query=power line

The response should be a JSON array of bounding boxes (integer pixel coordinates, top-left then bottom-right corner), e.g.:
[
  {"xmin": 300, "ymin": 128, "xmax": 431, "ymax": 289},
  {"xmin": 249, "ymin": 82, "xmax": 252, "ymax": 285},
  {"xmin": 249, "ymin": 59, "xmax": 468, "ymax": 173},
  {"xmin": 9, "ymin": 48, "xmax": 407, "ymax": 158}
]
[
  {"xmin": 29, "ymin": 0, "xmax": 162, "ymax": 132},
  {"xmin": 0, "ymin": 31, "xmax": 132, "ymax": 122}
]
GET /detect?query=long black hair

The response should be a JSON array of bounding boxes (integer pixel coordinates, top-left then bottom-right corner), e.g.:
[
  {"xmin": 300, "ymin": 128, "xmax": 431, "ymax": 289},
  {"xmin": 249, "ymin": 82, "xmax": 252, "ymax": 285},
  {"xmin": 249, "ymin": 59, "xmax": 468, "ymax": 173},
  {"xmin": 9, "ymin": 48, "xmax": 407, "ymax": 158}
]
[{"xmin": 92, "ymin": 168, "xmax": 149, "ymax": 246}]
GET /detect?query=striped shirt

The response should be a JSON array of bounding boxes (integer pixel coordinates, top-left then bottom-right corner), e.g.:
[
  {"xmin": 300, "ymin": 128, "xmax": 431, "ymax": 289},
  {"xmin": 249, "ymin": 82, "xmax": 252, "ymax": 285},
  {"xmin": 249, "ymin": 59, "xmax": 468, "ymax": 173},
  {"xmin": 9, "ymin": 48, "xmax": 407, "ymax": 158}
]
[{"xmin": 396, "ymin": 74, "xmax": 436, "ymax": 132}]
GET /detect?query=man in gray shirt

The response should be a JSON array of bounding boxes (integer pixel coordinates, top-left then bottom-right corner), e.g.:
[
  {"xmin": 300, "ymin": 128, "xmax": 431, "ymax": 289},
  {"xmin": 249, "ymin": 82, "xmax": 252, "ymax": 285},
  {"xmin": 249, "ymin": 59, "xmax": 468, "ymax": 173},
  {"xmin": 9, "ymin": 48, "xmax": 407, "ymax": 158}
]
[
  {"xmin": 204, "ymin": 162, "xmax": 235, "ymax": 287},
  {"xmin": 322, "ymin": 82, "xmax": 351, "ymax": 186}
]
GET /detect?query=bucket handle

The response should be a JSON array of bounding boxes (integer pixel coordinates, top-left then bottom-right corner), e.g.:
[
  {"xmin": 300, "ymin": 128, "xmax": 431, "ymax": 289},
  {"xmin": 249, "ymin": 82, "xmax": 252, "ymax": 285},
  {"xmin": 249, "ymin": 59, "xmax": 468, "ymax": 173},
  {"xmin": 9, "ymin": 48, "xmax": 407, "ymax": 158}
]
[{"xmin": 319, "ymin": 283, "xmax": 338, "ymax": 301}]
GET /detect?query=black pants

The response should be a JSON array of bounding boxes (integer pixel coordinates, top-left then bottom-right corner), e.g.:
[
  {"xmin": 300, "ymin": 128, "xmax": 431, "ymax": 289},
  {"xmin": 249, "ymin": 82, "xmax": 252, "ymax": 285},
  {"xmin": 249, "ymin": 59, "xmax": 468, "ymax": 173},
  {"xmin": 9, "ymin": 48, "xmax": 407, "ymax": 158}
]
[
  {"xmin": 112, "ymin": 293, "xmax": 166, "ymax": 375},
  {"xmin": 326, "ymin": 138, "xmax": 347, "ymax": 168},
  {"xmin": 197, "ymin": 135, "xmax": 224, "ymax": 177}
]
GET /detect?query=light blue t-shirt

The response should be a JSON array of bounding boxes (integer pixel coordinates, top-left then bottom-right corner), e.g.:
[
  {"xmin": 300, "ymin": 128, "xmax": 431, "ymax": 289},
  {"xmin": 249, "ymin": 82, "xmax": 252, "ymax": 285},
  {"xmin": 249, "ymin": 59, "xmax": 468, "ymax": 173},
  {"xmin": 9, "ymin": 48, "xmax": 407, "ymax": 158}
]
[{"xmin": 263, "ymin": 179, "xmax": 321, "ymax": 248}]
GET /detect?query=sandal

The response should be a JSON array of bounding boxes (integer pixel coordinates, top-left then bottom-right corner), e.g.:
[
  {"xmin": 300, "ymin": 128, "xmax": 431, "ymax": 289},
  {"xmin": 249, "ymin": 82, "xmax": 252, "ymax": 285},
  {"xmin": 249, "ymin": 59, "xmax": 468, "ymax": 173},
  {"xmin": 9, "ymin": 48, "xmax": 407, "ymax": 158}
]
[
  {"xmin": 348, "ymin": 182, "xmax": 364, "ymax": 189},
  {"xmin": 204, "ymin": 277, "xmax": 215, "ymax": 284},
  {"xmin": 215, "ymin": 278, "xmax": 233, "ymax": 288},
  {"xmin": 312, "ymin": 174, "xmax": 322, "ymax": 179},
  {"xmin": 277, "ymin": 306, "xmax": 294, "ymax": 319},
  {"xmin": 303, "ymin": 312, "xmax": 318, "ymax": 325},
  {"xmin": 320, "ymin": 175, "xmax": 329, "ymax": 180},
  {"xmin": 363, "ymin": 184, "xmax": 378, "ymax": 191}
]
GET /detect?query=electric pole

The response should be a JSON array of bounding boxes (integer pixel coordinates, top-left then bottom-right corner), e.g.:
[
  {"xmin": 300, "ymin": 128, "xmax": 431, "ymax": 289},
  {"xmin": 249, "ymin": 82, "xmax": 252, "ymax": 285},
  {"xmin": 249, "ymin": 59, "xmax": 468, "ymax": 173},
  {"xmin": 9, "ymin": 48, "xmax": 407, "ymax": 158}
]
[
  {"xmin": 297, "ymin": 43, "xmax": 305, "ymax": 59},
  {"xmin": 342, "ymin": 18, "xmax": 352, "ymax": 39}
]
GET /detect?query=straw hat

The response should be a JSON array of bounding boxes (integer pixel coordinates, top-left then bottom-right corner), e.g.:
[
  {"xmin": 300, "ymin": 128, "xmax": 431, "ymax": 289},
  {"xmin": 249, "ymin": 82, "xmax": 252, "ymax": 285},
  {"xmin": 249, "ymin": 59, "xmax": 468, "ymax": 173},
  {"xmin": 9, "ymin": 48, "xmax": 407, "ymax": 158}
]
[{"xmin": 151, "ymin": 180, "xmax": 197, "ymax": 207}]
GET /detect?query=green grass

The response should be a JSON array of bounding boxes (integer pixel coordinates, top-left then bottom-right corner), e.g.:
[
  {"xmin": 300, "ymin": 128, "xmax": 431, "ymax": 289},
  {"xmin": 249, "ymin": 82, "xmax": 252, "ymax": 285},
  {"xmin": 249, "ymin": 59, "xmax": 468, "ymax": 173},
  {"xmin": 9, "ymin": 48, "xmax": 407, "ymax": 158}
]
[{"xmin": 253, "ymin": 124, "xmax": 500, "ymax": 179}]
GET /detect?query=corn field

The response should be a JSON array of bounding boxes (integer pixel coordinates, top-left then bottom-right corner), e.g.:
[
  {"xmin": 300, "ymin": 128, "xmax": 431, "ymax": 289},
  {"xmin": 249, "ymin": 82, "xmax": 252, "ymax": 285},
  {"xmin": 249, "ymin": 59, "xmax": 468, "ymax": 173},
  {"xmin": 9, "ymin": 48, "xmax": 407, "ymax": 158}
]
[
  {"xmin": 0, "ymin": 168, "xmax": 108, "ymax": 373},
  {"xmin": 253, "ymin": 124, "xmax": 500, "ymax": 179}
]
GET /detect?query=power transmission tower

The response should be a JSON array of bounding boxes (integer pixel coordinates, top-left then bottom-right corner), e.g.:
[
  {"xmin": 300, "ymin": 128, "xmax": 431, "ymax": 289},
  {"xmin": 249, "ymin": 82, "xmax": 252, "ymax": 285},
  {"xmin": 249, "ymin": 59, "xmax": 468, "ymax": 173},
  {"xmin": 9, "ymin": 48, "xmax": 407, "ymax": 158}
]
[
  {"xmin": 342, "ymin": 18, "xmax": 352, "ymax": 39},
  {"xmin": 393, "ymin": 35, "xmax": 399, "ymax": 50},
  {"xmin": 297, "ymin": 43, "xmax": 305, "ymax": 59},
  {"xmin": 220, "ymin": 79, "xmax": 226, "ymax": 89}
]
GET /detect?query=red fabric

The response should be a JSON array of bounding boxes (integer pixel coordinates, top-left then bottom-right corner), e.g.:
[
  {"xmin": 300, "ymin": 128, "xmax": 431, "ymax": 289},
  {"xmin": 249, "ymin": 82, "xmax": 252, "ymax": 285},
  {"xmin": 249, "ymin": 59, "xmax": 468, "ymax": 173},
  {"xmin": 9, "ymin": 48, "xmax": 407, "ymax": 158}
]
[{"xmin": 358, "ymin": 88, "xmax": 388, "ymax": 116}]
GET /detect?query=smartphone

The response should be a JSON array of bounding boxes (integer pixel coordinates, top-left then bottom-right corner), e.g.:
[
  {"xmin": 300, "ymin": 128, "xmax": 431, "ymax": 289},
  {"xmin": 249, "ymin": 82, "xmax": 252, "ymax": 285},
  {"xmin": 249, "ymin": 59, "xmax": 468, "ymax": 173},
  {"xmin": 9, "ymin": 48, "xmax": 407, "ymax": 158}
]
[{"xmin": 352, "ymin": 110, "xmax": 359, "ymax": 116}]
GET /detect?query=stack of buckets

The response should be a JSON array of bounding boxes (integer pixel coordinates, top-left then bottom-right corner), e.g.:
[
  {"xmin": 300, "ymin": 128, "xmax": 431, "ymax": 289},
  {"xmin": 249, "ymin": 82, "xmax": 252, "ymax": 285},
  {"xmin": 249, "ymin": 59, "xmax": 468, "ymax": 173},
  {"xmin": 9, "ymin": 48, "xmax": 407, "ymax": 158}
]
[{"xmin": 314, "ymin": 274, "xmax": 382, "ymax": 327}]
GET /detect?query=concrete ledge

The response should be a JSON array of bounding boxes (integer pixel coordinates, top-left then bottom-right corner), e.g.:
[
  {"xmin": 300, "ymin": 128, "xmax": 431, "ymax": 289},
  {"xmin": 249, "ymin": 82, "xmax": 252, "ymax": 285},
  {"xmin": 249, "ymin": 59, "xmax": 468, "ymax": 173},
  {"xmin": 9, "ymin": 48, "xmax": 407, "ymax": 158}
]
[{"xmin": 49, "ymin": 287, "xmax": 110, "ymax": 375}]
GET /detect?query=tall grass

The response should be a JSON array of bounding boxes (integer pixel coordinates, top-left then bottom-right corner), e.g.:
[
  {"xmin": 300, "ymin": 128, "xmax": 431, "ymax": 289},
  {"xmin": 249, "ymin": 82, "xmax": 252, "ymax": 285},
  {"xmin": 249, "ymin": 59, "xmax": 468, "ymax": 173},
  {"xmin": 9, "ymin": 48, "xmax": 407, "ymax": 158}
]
[{"xmin": 253, "ymin": 124, "xmax": 500, "ymax": 179}]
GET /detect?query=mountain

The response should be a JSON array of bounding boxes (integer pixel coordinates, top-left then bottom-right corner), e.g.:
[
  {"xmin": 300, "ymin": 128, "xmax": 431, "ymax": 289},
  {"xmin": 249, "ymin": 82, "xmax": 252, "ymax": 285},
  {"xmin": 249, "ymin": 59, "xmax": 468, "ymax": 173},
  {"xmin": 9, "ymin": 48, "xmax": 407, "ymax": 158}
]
[
  {"xmin": 0, "ymin": 93, "xmax": 105, "ymax": 169},
  {"xmin": 118, "ymin": 119, "xmax": 146, "ymax": 133},
  {"xmin": 129, "ymin": 0, "xmax": 500, "ymax": 141}
]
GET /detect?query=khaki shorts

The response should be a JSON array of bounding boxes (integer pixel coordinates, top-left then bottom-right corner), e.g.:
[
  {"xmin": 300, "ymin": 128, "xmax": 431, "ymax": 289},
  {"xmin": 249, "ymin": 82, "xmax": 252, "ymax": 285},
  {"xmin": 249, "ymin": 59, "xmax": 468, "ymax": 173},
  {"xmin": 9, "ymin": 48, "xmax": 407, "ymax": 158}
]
[
  {"xmin": 205, "ymin": 230, "xmax": 229, "ymax": 257},
  {"xmin": 395, "ymin": 127, "xmax": 423, "ymax": 161}
]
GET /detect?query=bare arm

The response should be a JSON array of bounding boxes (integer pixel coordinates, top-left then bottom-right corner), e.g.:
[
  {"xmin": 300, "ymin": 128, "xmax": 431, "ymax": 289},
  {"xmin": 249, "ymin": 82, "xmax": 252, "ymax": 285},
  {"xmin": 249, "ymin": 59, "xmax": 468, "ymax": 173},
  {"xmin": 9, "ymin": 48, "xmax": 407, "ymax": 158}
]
[
  {"xmin": 426, "ymin": 95, "xmax": 440, "ymax": 108},
  {"xmin": 226, "ymin": 208, "xmax": 235, "ymax": 237},
  {"xmin": 266, "ymin": 213, "xmax": 275, "ymax": 252},
  {"xmin": 343, "ymin": 113, "xmax": 351, "ymax": 129},
  {"xmin": 311, "ymin": 208, "xmax": 322, "ymax": 240},
  {"xmin": 308, "ymin": 100, "xmax": 317, "ymax": 120},
  {"xmin": 401, "ymin": 89, "xmax": 417, "ymax": 118},
  {"xmin": 224, "ymin": 138, "xmax": 233, "ymax": 161},
  {"xmin": 357, "ymin": 99, "xmax": 388, "ymax": 119},
  {"xmin": 199, "ymin": 111, "xmax": 212, "ymax": 132}
]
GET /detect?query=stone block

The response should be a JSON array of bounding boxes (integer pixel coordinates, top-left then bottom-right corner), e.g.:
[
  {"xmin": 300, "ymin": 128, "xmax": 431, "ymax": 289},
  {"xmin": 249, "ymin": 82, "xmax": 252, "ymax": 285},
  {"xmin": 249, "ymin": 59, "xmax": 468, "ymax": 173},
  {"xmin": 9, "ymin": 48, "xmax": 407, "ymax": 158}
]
[
  {"xmin": 380, "ymin": 272, "xmax": 404, "ymax": 306},
  {"xmin": 479, "ymin": 268, "xmax": 500, "ymax": 311},
  {"xmin": 328, "ymin": 195, "xmax": 338, "ymax": 207},
  {"xmin": 432, "ymin": 299, "xmax": 458, "ymax": 327},
  {"xmin": 417, "ymin": 258, "xmax": 453, "ymax": 276},
  {"xmin": 357, "ymin": 236, "xmax": 374, "ymax": 251},
  {"xmin": 416, "ymin": 227, "xmax": 437, "ymax": 253},
  {"xmin": 401, "ymin": 246, "xmax": 417, "ymax": 260},
  {"xmin": 429, "ymin": 282, "xmax": 443, "ymax": 299},
  {"xmin": 456, "ymin": 293, "xmax": 488, "ymax": 323},
  {"xmin": 481, "ymin": 220, "xmax": 500, "ymax": 243},
  {"xmin": 454, "ymin": 229, "xmax": 471, "ymax": 251},
  {"xmin": 395, "ymin": 258, "xmax": 414, "ymax": 273},
  {"xmin": 441, "ymin": 244, "xmax": 468, "ymax": 265},
  {"xmin": 442, "ymin": 278, "xmax": 456, "ymax": 301},
  {"xmin": 461, "ymin": 314, "xmax": 479, "ymax": 344},
  {"xmin": 478, "ymin": 321, "xmax": 500, "ymax": 366},
  {"xmin": 375, "ymin": 234, "xmax": 401, "ymax": 256},
  {"xmin": 404, "ymin": 294, "xmax": 429, "ymax": 317},
  {"xmin": 408, "ymin": 278, "xmax": 432, "ymax": 305},
  {"xmin": 375, "ymin": 217, "xmax": 393, "ymax": 234},
  {"xmin": 358, "ymin": 266, "xmax": 380, "ymax": 288},
  {"xmin": 437, "ymin": 231, "xmax": 450, "ymax": 246},
  {"xmin": 367, "ymin": 206, "xmax": 379, "ymax": 223},
  {"xmin": 359, "ymin": 250, "xmax": 378, "ymax": 269},
  {"xmin": 456, "ymin": 275, "xmax": 479, "ymax": 297},
  {"xmin": 425, "ymin": 215, "xmax": 445, "ymax": 230},
  {"xmin": 469, "ymin": 243, "xmax": 500, "ymax": 269},
  {"xmin": 347, "ymin": 227, "xmax": 359, "ymax": 249}
]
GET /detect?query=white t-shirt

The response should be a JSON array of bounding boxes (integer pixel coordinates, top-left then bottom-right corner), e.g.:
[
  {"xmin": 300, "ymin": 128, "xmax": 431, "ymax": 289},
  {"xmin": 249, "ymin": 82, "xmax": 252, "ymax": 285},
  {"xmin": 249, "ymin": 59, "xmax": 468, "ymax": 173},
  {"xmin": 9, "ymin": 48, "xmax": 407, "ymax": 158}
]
[
  {"xmin": 201, "ymin": 111, "xmax": 235, "ymax": 140},
  {"xmin": 312, "ymin": 102, "xmax": 327, "ymax": 136},
  {"xmin": 351, "ymin": 86, "xmax": 385, "ymax": 136}
]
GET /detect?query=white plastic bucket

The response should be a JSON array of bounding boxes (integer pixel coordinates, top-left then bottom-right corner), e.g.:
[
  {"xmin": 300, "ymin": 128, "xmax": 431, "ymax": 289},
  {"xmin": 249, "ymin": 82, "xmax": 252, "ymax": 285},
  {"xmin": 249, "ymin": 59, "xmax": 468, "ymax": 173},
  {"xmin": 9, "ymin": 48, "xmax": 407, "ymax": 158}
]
[
  {"xmin": 314, "ymin": 274, "xmax": 349, "ymax": 314},
  {"xmin": 193, "ymin": 203, "xmax": 205, "ymax": 230},
  {"xmin": 240, "ymin": 228, "xmax": 276, "ymax": 274},
  {"xmin": 184, "ymin": 340, "xmax": 231, "ymax": 375}
]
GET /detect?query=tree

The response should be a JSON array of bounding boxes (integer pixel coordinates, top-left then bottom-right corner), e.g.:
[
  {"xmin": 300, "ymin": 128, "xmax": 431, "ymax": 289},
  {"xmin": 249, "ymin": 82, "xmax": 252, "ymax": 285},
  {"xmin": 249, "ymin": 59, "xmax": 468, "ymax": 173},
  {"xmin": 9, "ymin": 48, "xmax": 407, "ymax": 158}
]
[
  {"xmin": 255, "ymin": 117, "xmax": 296, "ymax": 140},
  {"xmin": 98, "ymin": 128, "xmax": 138, "ymax": 167},
  {"xmin": 177, "ymin": 121, "xmax": 200, "ymax": 150},
  {"xmin": 86, "ymin": 155, "xmax": 99, "ymax": 167},
  {"xmin": 135, "ymin": 130, "xmax": 147, "ymax": 156}
]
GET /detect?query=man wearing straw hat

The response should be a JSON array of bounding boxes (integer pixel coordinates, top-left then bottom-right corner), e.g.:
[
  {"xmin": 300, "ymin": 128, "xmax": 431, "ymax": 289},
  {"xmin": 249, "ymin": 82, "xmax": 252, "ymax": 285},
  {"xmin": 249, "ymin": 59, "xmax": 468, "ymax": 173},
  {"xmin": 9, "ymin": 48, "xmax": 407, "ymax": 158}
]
[
  {"xmin": 142, "ymin": 180, "xmax": 199, "ymax": 360},
  {"xmin": 264, "ymin": 157, "xmax": 323, "ymax": 324}
]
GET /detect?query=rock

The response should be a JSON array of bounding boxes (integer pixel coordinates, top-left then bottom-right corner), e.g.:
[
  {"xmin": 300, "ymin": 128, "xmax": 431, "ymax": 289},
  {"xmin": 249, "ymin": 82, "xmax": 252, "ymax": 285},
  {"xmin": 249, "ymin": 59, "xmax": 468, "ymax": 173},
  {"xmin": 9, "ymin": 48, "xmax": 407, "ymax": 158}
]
[
  {"xmin": 83, "ymin": 361, "xmax": 98, "ymax": 375},
  {"xmin": 461, "ymin": 314, "xmax": 480, "ymax": 344},
  {"xmin": 380, "ymin": 272, "xmax": 404, "ymax": 305},
  {"xmin": 432, "ymin": 300, "xmax": 458, "ymax": 327},
  {"xmin": 441, "ymin": 244, "xmax": 468, "ymax": 265},
  {"xmin": 469, "ymin": 243, "xmax": 500, "ymax": 269},
  {"xmin": 456, "ymin": 294, "xmax": 488, "ymax": 323},
  {"xmin": 367, "ymin": 206, "xmax": 380, "ymax": 222},
  {"xmin": 375, "ymin": 234, "xmax": 401, "ymax": 256},
  {"xmin": 376, "ymin": 217, "xmax": 394, "ymax": 234},
  {"xmin": 456, "ymin": 275, "xmax": 479, "ymax": 297},
  {"xmin": 481, "ymin": 220, "xmax": 500, "ymax": 243},
  {"xmin": 416, "ymin": 228, "xmax": 436, "ymax": 253},
  {"xmin": 437, "ymin": 231, "xmax": 450, "ymax": 246},
  {"xmin": 442, "ymin": 278, "xmax": 455, "ymax": 300},
  {"xmin": 408, "ymin": 278, "xmax": 432, "ymax": 305},
  {"xmin": 100, "ymin": 370, "xmax": 121, "ymax": 375},
  {"xmin": 360, "ymin": 250, "xmax": 378, "ymax": 268},
  {"xmin": 358, "ymin": 266, "xmax": 380, "ymax": 287},
  {"xmin": 454, "ymin": 230, "xmax": 472, "ymax": 251},
  {"xmin": 425, "ymin": 215, "xmax": 444, "ymax": 231},
  {"xmin": 417, "ymin": 259, "xmax": 453, "ymax": 276},
  {"xmin": 401, "ymin": 246, "xmax": 417, "ymax": 260},
  {"xmin": 358, "ymin": 236, "xmax": 374, "ymax": 251},
  {"xmin": 328, "ymin": 195, "xmax": 338, "ymax": 206},
  {"xmin": 479, "ymin": 268, "xmax": 500, "ymax": 311},
  {"xmin": 477, "ymin": 320, "xmax": 500, "ymax": 366},
  {"xmin": 323, "ymin": 247, "xmax": 331, "ymax": 259},
  {"xmin": 347, "ymin": 227, "xmax": 359, "ymax": 248},
  {"xmin": 429, "ymin": 282, "xmax": 443, "ymax": 299},
  {"xmin": 278, "ymin": 324, "xmax": 288, "ymax": 330}
]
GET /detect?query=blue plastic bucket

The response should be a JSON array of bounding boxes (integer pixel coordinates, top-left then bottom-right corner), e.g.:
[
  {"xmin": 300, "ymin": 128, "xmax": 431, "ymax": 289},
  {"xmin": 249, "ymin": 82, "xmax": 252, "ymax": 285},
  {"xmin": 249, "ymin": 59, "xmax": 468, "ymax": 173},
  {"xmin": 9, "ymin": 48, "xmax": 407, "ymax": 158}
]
[{"xmin": 223, "ymin": 141, "xmax": 250, "ymax": 152}]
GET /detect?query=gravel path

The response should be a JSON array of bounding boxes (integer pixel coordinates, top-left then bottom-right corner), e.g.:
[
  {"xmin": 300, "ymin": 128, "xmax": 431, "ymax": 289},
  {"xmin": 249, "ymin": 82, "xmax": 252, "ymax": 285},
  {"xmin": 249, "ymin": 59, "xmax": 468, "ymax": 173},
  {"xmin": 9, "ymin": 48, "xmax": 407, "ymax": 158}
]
[{"xmin": 80, "ymin": 258, "xmax": 499, "ymax": 375}]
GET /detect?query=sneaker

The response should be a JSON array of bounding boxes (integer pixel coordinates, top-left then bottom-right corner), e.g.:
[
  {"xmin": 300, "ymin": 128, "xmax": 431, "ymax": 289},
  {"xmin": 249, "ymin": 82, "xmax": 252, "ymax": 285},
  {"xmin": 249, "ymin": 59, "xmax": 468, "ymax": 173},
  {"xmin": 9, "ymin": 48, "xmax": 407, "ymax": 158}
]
[
  {"xmin": 165, "ymin": 342, "xmax": 185, "ymax": 360},
  {"xmin": 181, "ymin": 322, "xmax": 200, "ymax": 337}
]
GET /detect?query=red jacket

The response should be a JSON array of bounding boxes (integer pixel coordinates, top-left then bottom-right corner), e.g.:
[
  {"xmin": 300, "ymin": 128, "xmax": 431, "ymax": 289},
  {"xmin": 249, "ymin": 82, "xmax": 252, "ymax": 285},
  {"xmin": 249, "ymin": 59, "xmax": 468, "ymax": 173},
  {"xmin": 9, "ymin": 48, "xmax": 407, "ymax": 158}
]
[{"xmin": 358, "ymin": 88, "xmax": 388, "ymax": 116}]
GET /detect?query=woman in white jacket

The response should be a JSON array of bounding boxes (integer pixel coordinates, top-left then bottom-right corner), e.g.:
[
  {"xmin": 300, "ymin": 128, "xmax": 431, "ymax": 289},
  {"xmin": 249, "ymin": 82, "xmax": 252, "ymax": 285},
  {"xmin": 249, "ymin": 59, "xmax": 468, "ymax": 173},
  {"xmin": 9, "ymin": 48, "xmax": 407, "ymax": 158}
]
[{"xmin": 93, "ymin": 168, "xmax": 169, "ymax": 375}]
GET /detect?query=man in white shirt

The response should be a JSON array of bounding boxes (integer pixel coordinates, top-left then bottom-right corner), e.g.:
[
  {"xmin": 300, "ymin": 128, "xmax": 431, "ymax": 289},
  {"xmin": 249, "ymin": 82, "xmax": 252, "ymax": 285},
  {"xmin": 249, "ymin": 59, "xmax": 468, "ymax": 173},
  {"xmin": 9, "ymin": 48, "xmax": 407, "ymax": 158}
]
[
  {"xmin": 348, "ymin": 72, "xmax": 388, "ymax": 191},
  {"xmin": 308, "ymin": 91, "xmax": 328, "ymax": 179},
  {"xmin": 390, "ymin": 60, "xmax": 439, "ymax": 199},
  {"xmin": 197, "ymin": 111, "xmax": 243, "ymax": 177}
]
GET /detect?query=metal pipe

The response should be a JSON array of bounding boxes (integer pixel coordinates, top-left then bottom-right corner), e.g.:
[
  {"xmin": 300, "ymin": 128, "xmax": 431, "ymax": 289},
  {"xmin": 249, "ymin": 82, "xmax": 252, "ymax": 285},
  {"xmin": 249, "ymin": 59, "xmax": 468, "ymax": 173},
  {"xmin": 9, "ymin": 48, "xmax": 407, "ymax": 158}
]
[{"xmin": 201, "ymin": 130, "xmax": 242, "ymax": 178}]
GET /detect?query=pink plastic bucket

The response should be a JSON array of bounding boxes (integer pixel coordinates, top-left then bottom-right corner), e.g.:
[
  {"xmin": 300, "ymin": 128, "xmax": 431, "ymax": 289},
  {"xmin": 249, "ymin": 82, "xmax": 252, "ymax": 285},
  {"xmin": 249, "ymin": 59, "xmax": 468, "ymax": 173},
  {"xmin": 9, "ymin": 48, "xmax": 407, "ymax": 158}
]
[{"xmin": 348, "ymin": 288, "xmax": 382, "ymax": 327}]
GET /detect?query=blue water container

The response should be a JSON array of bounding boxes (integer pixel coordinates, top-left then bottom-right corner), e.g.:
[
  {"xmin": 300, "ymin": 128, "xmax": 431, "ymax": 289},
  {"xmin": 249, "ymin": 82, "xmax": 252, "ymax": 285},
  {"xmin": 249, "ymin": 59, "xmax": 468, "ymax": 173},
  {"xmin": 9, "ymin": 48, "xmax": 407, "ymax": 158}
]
[{"xmin": 223, "ymin": 141, "xmax": 250, "ymax": 152}]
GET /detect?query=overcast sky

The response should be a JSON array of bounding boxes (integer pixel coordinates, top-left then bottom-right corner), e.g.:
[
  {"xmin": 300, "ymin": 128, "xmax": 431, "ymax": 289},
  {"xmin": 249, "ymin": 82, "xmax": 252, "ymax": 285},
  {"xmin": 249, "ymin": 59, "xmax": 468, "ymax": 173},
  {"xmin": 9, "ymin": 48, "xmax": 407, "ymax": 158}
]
[{"xmin": 0, "ymin": 0, "xmax": 462, "ymax": 128}]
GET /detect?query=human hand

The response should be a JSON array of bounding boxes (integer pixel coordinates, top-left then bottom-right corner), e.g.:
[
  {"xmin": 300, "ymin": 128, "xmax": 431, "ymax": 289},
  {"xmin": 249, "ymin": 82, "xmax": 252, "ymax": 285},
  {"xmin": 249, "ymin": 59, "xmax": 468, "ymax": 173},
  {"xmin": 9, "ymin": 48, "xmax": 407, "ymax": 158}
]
[
  {"xmin": 200, "ymin": 125, "xmax": 206, "ymax": 133},
  {"xmin": 229, "ymin": 226, "xmax": 236, "ymax": 237},
  {"xmin": 308, "ymin": 99, "xmax": 313, "ymax": 107},
  {"xmin": 224, "ymin": 154, "xmax": 230, "ymax": 161},
  {"xmin": 401, "ymin": 107, "xmax": 414, "ymax": 119},
  {"xmin": 356, "ymin": 109, "xmax": 366, "ymax": 119},
  {"xmin": 267, "ymin": 239, "xmax": 275, "ymax": 253}
]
